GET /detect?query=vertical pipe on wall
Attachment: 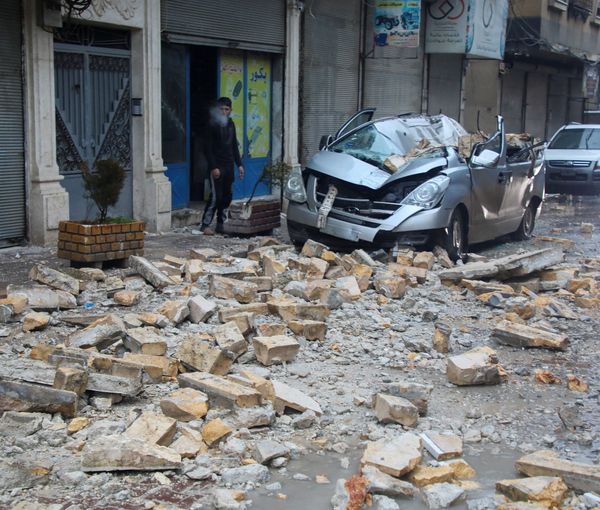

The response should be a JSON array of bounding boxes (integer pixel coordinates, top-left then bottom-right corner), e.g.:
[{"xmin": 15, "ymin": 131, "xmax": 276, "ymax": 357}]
[{"xmin": 358, "ymin": 0, "xmax": 366, "ymax": 110}]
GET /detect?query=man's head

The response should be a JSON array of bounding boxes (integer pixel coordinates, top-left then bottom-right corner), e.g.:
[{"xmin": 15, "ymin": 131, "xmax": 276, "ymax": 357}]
[{"xmin": 217, "ymin": 97, "xmax": 232, "ymax": 117}]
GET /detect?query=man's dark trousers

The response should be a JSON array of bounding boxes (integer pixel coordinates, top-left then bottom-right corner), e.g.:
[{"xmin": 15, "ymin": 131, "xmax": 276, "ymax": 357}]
[{"xmin": 201, "ymin": 163, "xmax": 235, "ymax": 231}]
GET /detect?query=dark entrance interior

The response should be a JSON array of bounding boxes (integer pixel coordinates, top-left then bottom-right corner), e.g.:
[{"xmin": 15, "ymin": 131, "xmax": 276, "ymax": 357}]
[{"xmin": 189, "ymin": 46, "xmax": 218, "ymax": 202}]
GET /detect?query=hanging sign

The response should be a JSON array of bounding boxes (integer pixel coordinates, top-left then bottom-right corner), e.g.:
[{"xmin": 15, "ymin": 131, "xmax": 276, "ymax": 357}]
[
  {"xmin": 583, "ymin": 64, "xmax": 599, "ymax": 99},
  {"xmin": 374, "ymin": 0, "xmax": 421, "ymax": 48}
]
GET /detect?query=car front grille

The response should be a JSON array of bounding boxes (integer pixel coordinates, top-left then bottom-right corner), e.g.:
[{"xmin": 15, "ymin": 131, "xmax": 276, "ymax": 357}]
[{"xmin": 547, "ymin": 160, "xmax": 591, "ymax": 168}]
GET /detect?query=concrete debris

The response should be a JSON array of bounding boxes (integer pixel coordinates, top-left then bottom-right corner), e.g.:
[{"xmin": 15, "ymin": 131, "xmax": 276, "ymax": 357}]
[
  {"xmin": 124, "ymin": 411, "xmax": 177, "ymax": 446},
  {"xmin": 0, "ymin": 379, "xmax": 78, "ymax": 417},
  {"xmin": 188, "ymin": 295, "xmax": 217, "ymax": 323},
  {"xmin": 22, "ymin": 311, "xmax": 50, "ymax": 332},
  {"xmin": 496, "ymin": 476, "xmax": 569, "ymax": 506},
  {"xmin": 421, "ymin": 482, "xmax": 465, "ymax": 509},
  {"xmin": 253, "ymin": 335, "xmax": 300, "ymax": 365},
  {"xmin": 362, "ymin": 465, "xmax": 417, "ymax": 498},
  {"xmin": 374, "ymin": 393, "xmax": 419, "ymax": 427},
  {"xmin": 361, "ymin": 433, "xmax": 422, "ymax": 477},
  {"xmin": 129, "ymin": 255, "xmax": 175, "ymax": 289},
  {"xmin": 384, "ymin": 381, "xmax": 432, "ymax": 415},
  {"xmin": 421, "ymin": 432, "xmax": 463, "ymax": 460},
  {"xmin": 209, "ymin": 275, "xmax": 258, "ymax": 304},
  {"xmin": 179, "ymin": 372, "xmax": 262, "ymax": 408},
  {"xmin": 271, "ymin": 380, "xmax": 322, "ymax": 416},
  {"xmin": 176, "ymin": 335, "xmax": 233, "ymax": 375},
  {"xmin": 68, "ymin": 314, "xmax": 126, "ymax": 350},
  {"xmin": 492, "ymin": 321, "xmax": 568, "ymax": 350},
  {"xmin": 30, "ymin": 264, "xmax": 80, "ymax": 295},
  {"xmin": 447, "ymin": 347, "xmax": 503, "ymax": 386},
  {"xmin": 124, "ymin": 327, "xmax": 168, "ymax": 356},
  {"xmin": 8, "ymin": 285, "xmax": 77, "ymax": 310}
]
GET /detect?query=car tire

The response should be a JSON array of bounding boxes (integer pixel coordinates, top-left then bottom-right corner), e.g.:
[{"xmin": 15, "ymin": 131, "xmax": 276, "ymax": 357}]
[
  {"xmin": 442, "ymin": 209, "xmax": 468, "ymax": 262},
  {"xmin": 512, "ymin": 201, "xmax": 537, "ymax": 241}
]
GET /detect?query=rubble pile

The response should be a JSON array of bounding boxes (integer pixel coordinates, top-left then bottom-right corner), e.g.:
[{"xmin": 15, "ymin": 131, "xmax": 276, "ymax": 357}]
[{"xmin": 0, "ymin": 236, "xmax": 598, "ymax": 509}]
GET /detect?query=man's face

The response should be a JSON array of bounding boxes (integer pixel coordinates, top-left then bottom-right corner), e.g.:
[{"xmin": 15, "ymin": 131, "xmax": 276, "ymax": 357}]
[{"xmin": 220, "ymin": 105, "xmax": 232, "ymax": 117}]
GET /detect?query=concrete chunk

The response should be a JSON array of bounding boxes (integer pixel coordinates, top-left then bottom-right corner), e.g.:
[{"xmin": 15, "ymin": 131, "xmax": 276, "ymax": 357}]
[
  {"xmin": 176, "ymin": 336, "xmax": 233, "ymax": 375},
  {"xmin": 178, "ymin": 372, "xmax": 262, "ymax": 408},
  {"xmin": 361, "ymin": 433, "xmax": 422, "ymax": 478},
  {"xmin": 68, "ymin": 314, "xmax": 126, "ymax": 350},
  {"xmin": 271, "ymin": 379, "xmax": 322, "ymax": 416},
  {"xmin": 420, "ymin": 432, "xmax": 463, "ymax": 460},
  {"xmin": 493, "ymin": 321, "xmax": 569, "ymax": 351},
  {"xmin": 129, "ymin": 255, "xmax": 174, "ymax": 289},
  {"xmin": 253, "ymin": 335, "xmax": 300, "ymax": 366},
  {"xmin": 447, "ymin": 347, "xmax": 502, "ymax": 386},
  {"xmin": 374, "ymin": 394, "xmax": 419, "ymax": 427},
  {"xmin": 30, "ymin": 264, "xmax": 79, "ymax": 294},
  {"xmin": 124, "ymin": 412, "xmax": 177, "ymax": 446},
  {"xmin": 81, "ymin": 434, "xmax": 181, "ymax": 472},
  {"xmin": 496, "ymin": 476, "xmax": 569, "ymax": 506},
  {"xmin": 123, "ymin": 327, "xmax": 167, "ymax": 356},
  {"xmin": 160, "ymin": 387, "xmax": 209, "ymax": 421}
]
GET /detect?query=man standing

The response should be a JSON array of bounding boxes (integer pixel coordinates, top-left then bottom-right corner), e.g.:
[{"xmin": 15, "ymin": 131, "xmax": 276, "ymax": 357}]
[{"xmin": 201, "ymin": 97, "xmax": 244, "ymax": 235}]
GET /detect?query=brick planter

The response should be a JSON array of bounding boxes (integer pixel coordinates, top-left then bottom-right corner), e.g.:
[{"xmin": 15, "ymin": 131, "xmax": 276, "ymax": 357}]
[
  {"xmin": 224, "ymin": 198, "xmax": 281, "ymax": 235},
  {"xmin": 58, "ymin": 220, "xmax": 144, "ymax": 266}
]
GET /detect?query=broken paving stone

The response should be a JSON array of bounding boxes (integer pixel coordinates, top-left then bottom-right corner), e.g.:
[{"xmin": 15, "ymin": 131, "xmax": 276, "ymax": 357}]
[
  {"xmin": 253, "ymin": 335, "xmax": 300, "ymax": 366},
  {"xmin": 124, "ymin": 411, "xmax": 177, "ymax": 446},
  {"xmin": 496, "ymin": 476, "xmax": 569, "ymax": 507},
  {"xmin": 421, "ymin": 482, "xmax": 465, "ymax": 509},
  {"xmin": 68, "ymin": 314, "xmax": 126, "ymax": 350},
  {"xmin": 178, "ymin": 372, "xmax": 262, "ymax": 408},
  {"xmin": 361, "ymin": 433, "xmax": 422, "ymax": 478},
  {"xmin": 384, "ymin": 381, "xmax": 433, "ymax": 415},
  {"xmin": 374, "ymin": 274, "xmax": 407, "ymax": 299},
  {"xmin": 122, "ymin": 353, "xmax": 178, "ymax": 382},
  {"xmin": 30, "ymin": 264, "xmax": 79, "ymax": 295},
  {"xmin": 157, "ymin": 300, "xmax": 190, "ymax": 324},
  {"xmin": 421, "ymin": 432, "xmax": 463, "ymax": 460},
  {"xmin": 22, "ymin": 312, "xmax": 50, "ymax": 332},
  {"xmin": 254, "ymin": 440, "xmax": 290, "ymax": 464},
  {"xmin": 129, "ymin": 255, "xmax": 175, "ymax": 289},
  {"xmin": 202, "ymin": 418, "xmax": 232, "ymax": 447},
  {"xmin": 447, "ymin": 346, "xmax": 502, "ymax": 386},
  {"xmin": 215, "ymin": 321, "xmax": 248, "ymax": 359},
  {"xmin": 176, "ymin": 335, "xmax": 233, "ymax": 375},
  {"xmin": 408, "ymin": 464, "xmax": 455, "ymax": 488},
  {"xmin": 53, "ymin": 367, "xmax": 88, "ymax": 396},
  {"xmin": 188, "ymin": 295, "xmax": 217, "ymax": 323},
  {"xmin": 113, "ymin": 290, "xmax": 140, "ymax": 306},
  {"xmin": 8, "ymin": 285, "xmax": 77, "ymax": 310},
  {"xmin": 413, "ymin": 251, "xmax": 435, "ymax": 270},
  {"xmin": 160, "ymin": 388, "xmax": 209, "ymax": 422},
  {"xmin": 123, "ymin": 327, "xmax": 167, "ymax": 356},
  {"xmin": 374, "ymin": 394, "xmax": 419, "ymax": 427},
  {"xmin": 288, "ymin": 320, "xmax": 327, "ymax": 341},
  {"xmin": 272, "ymin": 380, "xmax": 322, "ymax": 416},
  {"xmin": 362, "ymin": 465, "xmax": 417, "ymax": 498},
  {"xmin": 209, "ymin": 275, "xmax": 258, "ymax": 304},
  {"xmin": 0, "ymin": 379, "xmax": 78, "ymax": 417},
  {"xmin": 81, "ymin": 434, "xmax": 181, "ymax": 472},
  {"xmin": 492, "ymin": 321, "xmax": 568, "ymax": 351},
  {"xmin": 516, "ymin": 450, "xmax": 600, "ymax": 492}
]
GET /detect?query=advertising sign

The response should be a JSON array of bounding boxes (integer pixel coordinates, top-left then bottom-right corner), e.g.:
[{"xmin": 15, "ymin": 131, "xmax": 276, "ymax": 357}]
[
  {"xmin": 425, "ymin": 0, "xmax": 508, "ymax": 59},
  {"xmin": 219, "ymin": 49, "xmax": 245, "ymax": 153},
  {"xmin": 584, "ymin": 64, "xmax": 599, "ymax": 99},
  {"xmin": 246, "ymin": 55, "xmax": 271, "ymax": 159},
  {"xmin": 374, "ymin": 0, "xmax": 421, "ymax": 48}
]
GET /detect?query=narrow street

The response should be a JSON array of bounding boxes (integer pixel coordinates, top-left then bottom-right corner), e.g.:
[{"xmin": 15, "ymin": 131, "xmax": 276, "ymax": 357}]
[{"xmin": 0, "ymin": 195, "xmax": 598, "ymax": 509}]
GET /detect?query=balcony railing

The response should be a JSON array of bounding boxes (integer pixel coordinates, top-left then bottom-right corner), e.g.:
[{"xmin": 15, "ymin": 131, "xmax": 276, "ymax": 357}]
[{"xmin": 569, "ymin": 0, "xmax": 593, "ymax": 19}]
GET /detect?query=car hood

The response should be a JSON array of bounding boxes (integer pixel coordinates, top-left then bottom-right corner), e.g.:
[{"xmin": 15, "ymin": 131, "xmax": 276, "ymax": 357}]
[
  {"xmin": 306, "ymin": 150, "xmax": 448, "ymax": 190},
  {"xmin": 545, "ymin": 149, "xmax": 600, "ymax": 162}
]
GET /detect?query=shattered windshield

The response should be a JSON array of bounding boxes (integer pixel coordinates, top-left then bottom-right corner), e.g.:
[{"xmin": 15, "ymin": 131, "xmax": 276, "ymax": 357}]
[{"xmin": 329, "ymin": 124, "xmax": 401, "ymax": 169}]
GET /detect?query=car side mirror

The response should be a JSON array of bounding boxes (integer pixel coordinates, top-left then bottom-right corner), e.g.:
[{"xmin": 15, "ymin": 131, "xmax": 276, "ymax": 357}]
[
  {"xmin": 471, "ymin": 149, "xmax": 500, "ymax": 168},
  {"xmin": 319, "ymin": 135, "xmax": 333, "ymax": 150}
]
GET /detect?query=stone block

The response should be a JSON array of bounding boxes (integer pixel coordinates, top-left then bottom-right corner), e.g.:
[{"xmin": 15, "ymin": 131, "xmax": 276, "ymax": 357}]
[
  {"xmin": 138, "ymin": 312, "xmax": 169, "ymax": 329},
  {"xmin": 123, "ymin": 327, "xmax": 167, "ymax": 356},
  {"xmin": 129, "ymin": 255, "xmax": 174, "ymax": 289},
  {"xmin": 190, "ymin": 247, "xmax": 220, "ymax": 261},
  {"xmin": 420, "ymin": 432, "xmax": 463, "ymax": 460},
  {"xmin": 447, "ymin": 347, "xmax": 502, "ymax": 386},
  {"xmin": 160, "ymin": 388, "xmax": 209, "ymax": 421},
  {"xmin": 237, "ymin": 369, "xmax": 275, "ymax": 401},
  {"xmin": 303, "ymin": 279, "xmax": 333, "ymax": 300},
  {"xmin": 22, "ymin": 312, "xmax": 50, "ymax": 332},
  {"xmin": 224, "ymin": 312, "xmax": 255, "ymax": 336},
  {"xmin": 306, "ymin": 258, "xmax": 329, "ymax": 279},
  {"xmin": 256, "ymin": 323, "xmax": 287, "ymax": 336},
  {"xmin": 492, "ymin": 321, "xmax": 568, "ymax": 351},
  {"xmin": 68, "ymin": 314, "xmax": 126, "ymax": 350},
  {"xmin": 122, "ymin": 353, "xmax": 178, "ymax": 381},
  {"xmin": 157, "ymin": 300, "xmax": 190, "ymax": 325},
  {"xmin": 254, "ymin": 439, "xmax": 290, "ymax": 464},
  {"xmin": 301, "ymin": 239, "xmax": 328, "ymax": 258},
  {"xmin": 0, "ymin": 295, "xmax": 28, "ymax": 314},
  {"xmin": 374, "ymin": 274, "xmax": 407, "ymax": 299},
  {"xmin": 8, "ymin": 286, "xmax": 77, "ymax": 310},
  {"xmin": 361, "ymin": 433, "xmax": 422, "ymax": 478},
  {"xmin": 408, "ymin": 464, "xmax": 455, "ymax": 487},
  {"xmin": 124, "ymin": 412, "xmax": 177, "ymax": 446},
  {"xmin": 218, "ymin": 303, "xmax": 269, "ymax": 322},
  {"xmin": 319, "ymin": 288, "xmax": 352, "ymax": 309},
  {"xmin": 178, "ymin": 372, "xmax": 262, "ymax": 408},
  {"xmin": 209, "ymin": 275, "xmax": 258, "ymax": 304},
  {"xmin": 30, "ymin": 264, "xmax": 80, "ymax": 295},
  {"xmin": 185, "ymin": 259, "xmax": 204, "ymax": 282},
  {"xmin": 496, "ymin": 476, "xmax": 569, "ymax": 507},
  {"xmin": 188, "ymin": 295, "xmax": 217, "ymax": 323},
  {"xmin": 413, "ymin": 251, "xmax": 435, "ymax": 270},
  {"xmin": 362, "ymin": 465, "xmax": 417, "ymax": 498},
  {"xmin": 263, "ymin": 255, "xmax": 287, "ymax": 277},
  {"xmin": 271, "ymin": 380, "xmax": 322, "ymax": 416},
  {"xmin": 253, "ymin": 335, "xmax": 300, "ymax": 366},
  {"xmin": 113, "ymin": 290, "xmax": 140, "ymax": 307},
  {"xmin": 269, "ymin": 301, "xmax": 331, "ymax": 322},
  {"xmin": 53, "ymin": 367, "xmax": 88, "ymax": 396},
  {"xmin": 0, "ymin": 379, "xmax": 78, "ymax": 417},
  {"xmin": 214, "ymin": 321, "xmax": 248, "ymax": 359},
  {"xmin": 202, "ymin": 418, "xmax": 232, "ymax": 447},
  {"xmin": 374, "ymin": 394, "xmax": 419, "ymax": 427},
  {"xmin": 175, "ymin": 336, "xmax": 233, "ymax": 376},
  {"xmin": 244, "ymin": 276, "xmax": 273, "ymax": 292},
  {"xmin": 287, "ymin": 320, "xmax": 327, "ymax": 341},
  {"xmin": 421, "ymin": 482, "xmax": 465, "ymax": 509}
]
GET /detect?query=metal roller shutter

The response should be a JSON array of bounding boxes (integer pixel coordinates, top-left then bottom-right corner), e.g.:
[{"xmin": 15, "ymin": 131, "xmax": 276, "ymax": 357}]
[
  {"xmin": 0, "ymin": 0, "xmax": 25, "ymax": 246},
  {"xmin": 161, "ymin": 0, "xmax": 285, "ymax": 53},
  {"xmin": 546, "ymin": 75, "xmax": 568, "ymax": 138},
  {"xmin": 301, "ymin": 0, "xmax": 361, "ymax": 165},
  {"xmin": 501, "ymin": 69, "xmax": 526, "ymax": 133},
  {"xmin": 525, "ymin": 71, "xmax": 548, "ymax": 139},
  {"xmin": 427, "ymin": 54, "xmax": 462, "ymax": 120}
]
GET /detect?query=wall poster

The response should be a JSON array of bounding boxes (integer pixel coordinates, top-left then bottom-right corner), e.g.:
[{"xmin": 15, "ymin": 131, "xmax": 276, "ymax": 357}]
[
  {"xmin": 246, "ymin": 55, "xmax": 271, "ymax": 159},
  {"xmin": 218, "ymin": 49, "xmax": 245, "ymax": 154},
  {"xmin": 374, "ymin": 0, "xmax": 421, "ymax": 48}
]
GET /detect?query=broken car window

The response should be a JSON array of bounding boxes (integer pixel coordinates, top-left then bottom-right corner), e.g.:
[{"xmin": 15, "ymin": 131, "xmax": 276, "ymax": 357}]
[{"xmin": 330, "ymin": 124, "xmax": 401, "ymax": 170}]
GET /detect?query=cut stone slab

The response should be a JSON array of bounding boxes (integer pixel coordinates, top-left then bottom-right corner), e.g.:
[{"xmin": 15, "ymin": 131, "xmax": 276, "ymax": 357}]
[
  {"xmin": 269, "ymin": 301, "xmax": 331, "ymax": 322},
  {"xmin": 68, "ymin": 314, "xmax": 126, "ymax": 350},
  {"xmin": 0, "ymin": 294, "xmax": 28, "ymax": 314},
  {"xmin": 287, "ymin": 320, "xmax": 327, "ymax": 341},
  {"xmin": 8, "ymin": 285, "xmax": 77, "ymax": 310},
  {"xmin": 254, "ymin": 439, "xmax": 290, "ymax": 464},
  {"xmin": 374, "ymin": 274, "xmax": 407, "ymax": 299},
  {"xmin": 461, "ymin": 279, "xmax": 515, "ymax": 295},
  {"xmin": 122, "ymin": 353, "xmax": 178, "ymax": 382},
  {"xmin": 374, "ymin": 394, "xmax": 419, "ymax": 427},
  {"xmin": 124, "ymin": 327, "xmax": 168, "ymax": 356},
  {"xmin": 0, "ymin": 411, "xmax": 45, "ymax": 437},
  {"xmin": 361, "ymin": 433, "xmax": 422, "ymax": 478},
  {"xmin": 113, "ymin": 290, "xmax": 140, "ymax": 306},
  {"xmin": 413, "ymin": 252, "xmax": 435, "ymax": 270},
  {"xmin": 0, "ymin": 379, "xmax": 77, "ymax": 417},
  {"xmin": 138, "ymin": 312, "xmax": 169, "ymax": 329},
  {"xmin": 447, "ymin": 346, "xmax": 502, "ymax": 386},
  {"xmin": 256, "ymin": 323, "xmax": 287, "ymax": 336},
  {"xmin": 30, "ymin": 264, "xmax": 80, "ymax": 295},
  {"xmin": 175, "ymin": 336, "xmax": 233, "ymax": 375},
  {"xmin": 421, "ymin": 482, "xmax": 465, "ymax": 509},
  {"xmin": 188, "ymin": 295, "xmax": 218, "ymax": 323},
  {"xmin": 215, "ymin": 321, "xmax": 248, "ymax": 358},
  {"xmin": 253, "ymin": 335, "xmax": 300, "ymax": 366},
  {"xmin": 124, "ymin": 412, "xmax": 177, "ymax": 446},
  {"xmin": 301, "ymin": 239, "xmax": 328, "ymax": 258},
  {"xmin": 81, "ymin": 434, "xmax": 181, "ymax": 472},
  {"xmin": 202, "ymin": 418, "xmax": 232, "ymax": 447},
  {"xmin": 160, "ymin": 387, "xmax": 209, "ymax": 421},
  {"xmin": 218, "ymin": 303, "xmax": 269, "ymax": 322},
  {"xmin": 421, "ymin": 432, "xmax": 463, "ymax": 460},
  {"xmin": 178, "ymin": 372, "xmax": 262, "ymax": 408},
  {"xmin": 53, "ymin": 367, "xmax": 88, "ymax": 396},
  {"xmin": 408, "ymin": 464, "xmax": 455, "ymax": 487},
  {"xmin": 225, "ymin": 312, "xmax": 255, "ymax": 336},
  {"xmin": 516, "ymin": 450, "xmax": 600, "ymax": 492},
  {"xmin": 129, "ymin": 255, "xmax": 175, "ymax": 289},
  {"xmin": 496, "ymin": 476, "xmax": 569, "ymax": 507},
  {"xmin": 209, "ymin": 275, "xmax": 258, "ymax": 304},
  {"xmin": 362, "ymin": 465, "xmax": 417, "ymax": 498},
  {"xmin": 271, "ymin": 380, "xmax": 322, "ymax": 416},
  {"xmin": 190, "ymin": 247, "xmax": 220, "ymax": 261},
  {"xmin": 384, "ymin": 381, "xmax": 433, "ymax": 415},
  {"xmin": 23, "ymin": 312, "xmax": 50, "ymax": 332},
  {"xmin": 157, "ymin": 300, "xmax": 190, "ymax": 324},
  {"xmin": 237, "ymin": 369, "xmax": 275, "ymax": 401},
  {"xmin": 493, "ymin": 321, "xmax": 568, "ymax": 351}
]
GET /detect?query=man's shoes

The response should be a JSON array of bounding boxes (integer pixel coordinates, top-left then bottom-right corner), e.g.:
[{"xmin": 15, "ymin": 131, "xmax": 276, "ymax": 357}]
[
  {"xmin": 215, "ymin": 223, "xmax": 225, "ymax": 234},
  {"xmin": 202, "ymin": 227, "xmax": 215, "ymax": 236}
]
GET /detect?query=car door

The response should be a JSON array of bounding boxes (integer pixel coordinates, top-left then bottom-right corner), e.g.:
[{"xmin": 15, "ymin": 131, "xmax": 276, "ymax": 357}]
[
  {"xmin": 468, "ymin": 116, "xmax": 510, "ymax": 243},
  {"xmin": 334, "ymin": 108, "xmax": 376, "ymax": 140}
]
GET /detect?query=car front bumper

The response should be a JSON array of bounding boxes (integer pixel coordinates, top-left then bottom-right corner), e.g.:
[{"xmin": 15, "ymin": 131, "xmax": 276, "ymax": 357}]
[{"xmin": 545, "ymin": 167, "xmax": 600, "ymax": 195}]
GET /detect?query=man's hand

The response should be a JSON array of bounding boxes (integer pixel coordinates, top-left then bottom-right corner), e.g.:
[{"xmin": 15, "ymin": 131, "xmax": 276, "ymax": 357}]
[
  {"xmin": 211, "ymin": 168, "xmax": 221, "ymax": 179},
  {"xmin": 239, "ymin": 166, "xmax": 245, "ymax": 180}
]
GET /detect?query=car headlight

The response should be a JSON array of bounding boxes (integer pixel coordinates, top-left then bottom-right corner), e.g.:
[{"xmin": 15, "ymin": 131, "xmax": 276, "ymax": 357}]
[
  {"xmin": 401, "ymin": 175, "xmax": 450, "ymax": 210},
  {"xmin": 284, "ymin": 167, "xmax": 307, "ymax": 203}
]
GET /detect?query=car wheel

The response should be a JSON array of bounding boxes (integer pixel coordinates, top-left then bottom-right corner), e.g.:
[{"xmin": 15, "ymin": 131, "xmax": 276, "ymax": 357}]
[
  {"xmin": 442, "ymin": 209, "xmax": 468, "ymax": 262},
  {"xmin": 512, "ymin": 201, "xmax": 537, "ymax": 241}
]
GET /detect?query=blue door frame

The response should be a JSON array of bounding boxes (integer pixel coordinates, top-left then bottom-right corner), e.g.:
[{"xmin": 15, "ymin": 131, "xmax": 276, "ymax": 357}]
[{"xmin": 165, "ymin": 49, "xmax": 191, "ymax": 210}]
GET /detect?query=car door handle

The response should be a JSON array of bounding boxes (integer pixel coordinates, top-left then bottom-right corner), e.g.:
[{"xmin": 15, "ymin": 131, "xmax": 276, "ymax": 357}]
[{"xmin": 498, "ymin": 172, "xmax": 513, "ymax": 184}]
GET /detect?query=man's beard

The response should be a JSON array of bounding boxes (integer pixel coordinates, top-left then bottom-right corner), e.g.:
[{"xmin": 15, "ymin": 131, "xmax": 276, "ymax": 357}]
[{"xmin": 211, "ymin": 107, "xmax": 229, "ymax": 127}]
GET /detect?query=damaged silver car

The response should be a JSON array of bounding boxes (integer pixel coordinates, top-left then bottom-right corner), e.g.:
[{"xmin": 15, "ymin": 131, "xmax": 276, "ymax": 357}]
[{"xmin": 283, "ymin": 111, "xmax": 545, "ymax": 261}]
